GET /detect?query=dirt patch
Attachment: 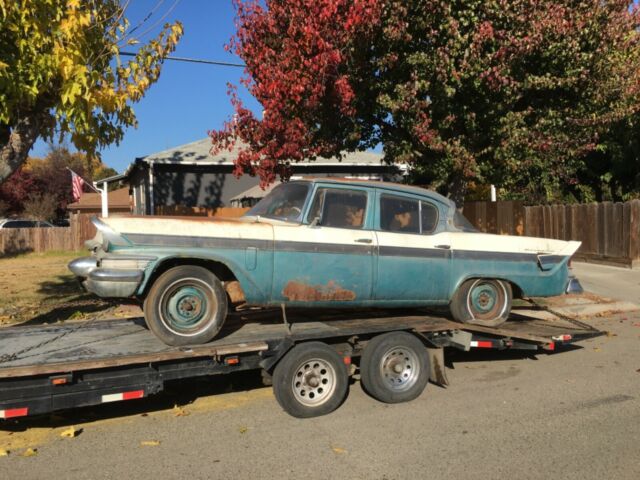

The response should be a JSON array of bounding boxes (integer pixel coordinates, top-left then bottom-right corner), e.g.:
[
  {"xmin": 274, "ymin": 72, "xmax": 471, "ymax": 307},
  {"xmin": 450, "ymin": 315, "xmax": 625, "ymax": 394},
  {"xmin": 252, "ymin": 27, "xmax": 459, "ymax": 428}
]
[{"xmin": 0, "ymin": 251, "xmax": 139, "ymax": 326}]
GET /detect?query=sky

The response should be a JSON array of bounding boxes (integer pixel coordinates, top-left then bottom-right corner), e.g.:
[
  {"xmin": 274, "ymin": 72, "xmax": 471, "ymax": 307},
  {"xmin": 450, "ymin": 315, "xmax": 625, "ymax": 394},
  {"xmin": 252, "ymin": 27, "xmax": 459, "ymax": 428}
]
[{"xmin": 31, "ymin": 0, "xmax": 261, "ymax": 174}]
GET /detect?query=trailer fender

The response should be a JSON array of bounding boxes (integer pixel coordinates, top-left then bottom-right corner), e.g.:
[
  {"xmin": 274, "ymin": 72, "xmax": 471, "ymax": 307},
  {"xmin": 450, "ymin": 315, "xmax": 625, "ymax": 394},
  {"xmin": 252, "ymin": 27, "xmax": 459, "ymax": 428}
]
[
  {"xmin": 426, "ymin": 347, "xmax": 449, "ymax": 387},
  {"xmin": 259, "ymin": 337, "xmax": 295, "ymax": 373}
]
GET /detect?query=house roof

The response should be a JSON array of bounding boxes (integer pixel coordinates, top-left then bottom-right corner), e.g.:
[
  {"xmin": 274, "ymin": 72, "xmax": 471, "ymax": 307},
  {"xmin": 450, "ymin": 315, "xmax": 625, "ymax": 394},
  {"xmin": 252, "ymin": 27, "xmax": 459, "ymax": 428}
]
[
  {"xmin": 67, "ymin": 187, "xmax": 130, "ymax": 210},
  {"xmin": 134, "ymin": 138, "xmax": 390, "ymax": 167}
]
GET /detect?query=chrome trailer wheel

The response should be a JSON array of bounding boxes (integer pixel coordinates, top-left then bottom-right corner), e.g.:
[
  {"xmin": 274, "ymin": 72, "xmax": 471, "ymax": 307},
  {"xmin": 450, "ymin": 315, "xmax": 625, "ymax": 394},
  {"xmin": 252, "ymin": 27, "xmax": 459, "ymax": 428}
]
[
  {"xmin": 273, "ymin": 342, "xmax": 349, "ymax": 418},
  {"xmin": 360, "ymin": 332, "xmax": 429, "ymax": 404}
]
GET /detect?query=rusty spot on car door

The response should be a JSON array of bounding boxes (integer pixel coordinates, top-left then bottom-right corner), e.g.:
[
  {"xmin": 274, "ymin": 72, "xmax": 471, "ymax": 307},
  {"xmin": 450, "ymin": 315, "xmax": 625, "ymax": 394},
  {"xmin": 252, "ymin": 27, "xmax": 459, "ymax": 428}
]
[{"xmin": 282, "ymin": 280, "xmax": 356, "ymax": 301}]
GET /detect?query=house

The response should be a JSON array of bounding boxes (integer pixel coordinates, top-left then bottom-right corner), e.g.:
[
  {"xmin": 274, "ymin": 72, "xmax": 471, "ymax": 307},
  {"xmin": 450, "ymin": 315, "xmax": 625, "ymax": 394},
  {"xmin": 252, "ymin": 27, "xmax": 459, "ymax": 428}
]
[
  {"xmin": 120, "ymin": 138, "xmax": 404, "ymax": 215},
  {"xmin": 67, "ymin": 187, "xmax": 131, "ymax": 215}
]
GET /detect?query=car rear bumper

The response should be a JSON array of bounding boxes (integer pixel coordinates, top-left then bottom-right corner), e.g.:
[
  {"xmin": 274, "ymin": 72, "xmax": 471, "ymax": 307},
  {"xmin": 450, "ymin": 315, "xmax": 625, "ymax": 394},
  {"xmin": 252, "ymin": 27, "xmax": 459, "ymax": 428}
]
[{"xmin": 565, "ymin": 276, "xmax": 584, "ymax": 294}]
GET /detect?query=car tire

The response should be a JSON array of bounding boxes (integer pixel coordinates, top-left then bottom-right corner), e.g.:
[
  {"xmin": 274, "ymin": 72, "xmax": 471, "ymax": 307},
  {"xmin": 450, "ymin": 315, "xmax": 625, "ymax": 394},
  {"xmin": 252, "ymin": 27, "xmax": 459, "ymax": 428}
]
[
  {"xmin": 450, "ymin": 278, "xmax": 512, "ymax": 327},
  {"xmin": 273, "ymin": 342, "xmax": 349, "ymax": 418},
  {"xmin": 360, "ymin": 332, "xmax": 429, "ymax": 404},
  {"xmin": 143, "ymin": 265, "xmax": 228, "ymax": 346}
]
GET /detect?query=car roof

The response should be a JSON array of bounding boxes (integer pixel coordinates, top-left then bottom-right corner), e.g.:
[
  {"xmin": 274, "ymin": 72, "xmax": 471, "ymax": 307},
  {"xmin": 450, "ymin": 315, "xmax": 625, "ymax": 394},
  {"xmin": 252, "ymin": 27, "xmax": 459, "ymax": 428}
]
[{"xmin": 292, "ymin": 177, "xmax": 456, "ymax": 208}]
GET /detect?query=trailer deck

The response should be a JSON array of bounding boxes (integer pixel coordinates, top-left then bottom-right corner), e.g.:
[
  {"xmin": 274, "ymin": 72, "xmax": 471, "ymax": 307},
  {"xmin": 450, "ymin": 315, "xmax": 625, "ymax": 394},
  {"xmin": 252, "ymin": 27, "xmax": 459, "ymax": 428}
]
[{"xmin": 0, "ymin": 308, "xmax": 604, "ymax": 419}]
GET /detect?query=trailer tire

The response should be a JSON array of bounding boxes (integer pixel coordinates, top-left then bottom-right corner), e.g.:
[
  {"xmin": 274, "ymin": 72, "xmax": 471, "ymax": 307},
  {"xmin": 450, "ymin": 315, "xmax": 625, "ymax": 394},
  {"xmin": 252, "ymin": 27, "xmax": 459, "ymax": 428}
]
[
  {"xmin": 360, "ymin": 332, "xmax": 429, "ymax": 404},
  {"xmin": 143, "ymin": 265, "xmax": 227, "ymax": 346},
  {"xmin": 272, "ymin": 342, "xmax": 349, "ymax": 418},
  {"xmin": 450, "ymin": 278, "xmax": 512, "ymax": 328}
]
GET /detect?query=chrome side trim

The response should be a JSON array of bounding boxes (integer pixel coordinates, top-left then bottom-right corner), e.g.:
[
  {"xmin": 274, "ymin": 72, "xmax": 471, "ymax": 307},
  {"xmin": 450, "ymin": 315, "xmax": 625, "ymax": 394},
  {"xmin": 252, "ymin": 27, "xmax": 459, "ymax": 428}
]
[{"xmin": 89, "ymin": 268, "xmax": 144, "ymax": 283}]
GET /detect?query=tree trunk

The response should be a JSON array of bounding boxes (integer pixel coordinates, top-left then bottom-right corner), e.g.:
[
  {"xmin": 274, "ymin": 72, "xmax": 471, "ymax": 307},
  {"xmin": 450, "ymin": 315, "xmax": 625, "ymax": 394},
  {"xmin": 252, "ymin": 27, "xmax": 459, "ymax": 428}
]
[
  {"xmin": 448, "ymin": 175, "xmax": 468, "ymax": 211},
  {"xmin": 0, "ymin": 116, "xmax": 42, "ymax": 184}
]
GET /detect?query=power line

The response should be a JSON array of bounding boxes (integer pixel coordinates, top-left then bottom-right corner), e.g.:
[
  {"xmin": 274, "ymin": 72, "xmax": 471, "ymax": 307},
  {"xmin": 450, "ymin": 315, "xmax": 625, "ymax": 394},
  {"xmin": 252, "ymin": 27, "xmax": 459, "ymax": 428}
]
[{"xmin": 119, "ymin": 51, "xmax": 245, "ymax": 68}]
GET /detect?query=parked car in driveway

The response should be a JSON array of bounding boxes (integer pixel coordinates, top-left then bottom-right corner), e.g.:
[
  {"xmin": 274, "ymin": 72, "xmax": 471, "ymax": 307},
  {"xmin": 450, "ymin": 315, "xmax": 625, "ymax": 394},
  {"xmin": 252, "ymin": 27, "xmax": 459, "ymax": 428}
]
[
  {"xmin": 69, "ymin": 178, "xmax": 582, "ymax": 346},
  {"xmin": 0, "ymin": 218, "xmax": 54, "ymax": 228}
]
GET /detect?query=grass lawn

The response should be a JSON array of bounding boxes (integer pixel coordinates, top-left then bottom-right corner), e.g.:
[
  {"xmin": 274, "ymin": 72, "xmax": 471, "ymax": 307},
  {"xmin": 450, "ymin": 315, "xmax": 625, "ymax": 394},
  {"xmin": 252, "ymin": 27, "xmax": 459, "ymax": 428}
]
[{"xmin": 0, "ymin": 251, "xmax": 140, "ymax": 326}]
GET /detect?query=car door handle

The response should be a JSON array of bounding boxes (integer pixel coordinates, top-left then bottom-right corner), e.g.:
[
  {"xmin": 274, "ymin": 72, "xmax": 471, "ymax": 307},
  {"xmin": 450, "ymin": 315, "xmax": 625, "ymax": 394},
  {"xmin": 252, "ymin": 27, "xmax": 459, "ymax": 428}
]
[
  {"xmin": 355, "ymin": 238, "xmax": 372, "ymax": 244},
  {"xmin": 435, "ymin": 244, "xmax": 451, "ymax": 249}
]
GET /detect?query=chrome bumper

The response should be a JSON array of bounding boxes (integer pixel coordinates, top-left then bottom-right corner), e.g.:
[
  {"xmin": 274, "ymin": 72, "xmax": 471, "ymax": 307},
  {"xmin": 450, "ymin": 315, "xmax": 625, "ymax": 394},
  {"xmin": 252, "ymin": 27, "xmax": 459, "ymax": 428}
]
[
  {"xmin": 69, "ymin": 256, "xmax": 144, "ymax": 298},
  {"xmin": 565, "ymin": 276, "xmax": 584, "ymax": 294}
]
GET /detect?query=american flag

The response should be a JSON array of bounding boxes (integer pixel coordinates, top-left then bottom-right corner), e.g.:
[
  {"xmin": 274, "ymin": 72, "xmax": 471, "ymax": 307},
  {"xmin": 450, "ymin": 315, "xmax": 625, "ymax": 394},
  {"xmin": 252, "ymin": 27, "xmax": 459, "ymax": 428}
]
[{"xmin": 70, "ymin": 170, "xmax": 85, "ymax": 202}]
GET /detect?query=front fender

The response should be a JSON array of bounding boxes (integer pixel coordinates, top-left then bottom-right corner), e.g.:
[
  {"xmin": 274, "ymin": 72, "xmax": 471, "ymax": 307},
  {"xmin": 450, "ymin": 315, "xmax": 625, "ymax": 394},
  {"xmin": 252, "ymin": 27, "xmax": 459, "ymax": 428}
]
[{"xmin": 135, "ymin": 248, "xmax": 273, "ymax": 304}]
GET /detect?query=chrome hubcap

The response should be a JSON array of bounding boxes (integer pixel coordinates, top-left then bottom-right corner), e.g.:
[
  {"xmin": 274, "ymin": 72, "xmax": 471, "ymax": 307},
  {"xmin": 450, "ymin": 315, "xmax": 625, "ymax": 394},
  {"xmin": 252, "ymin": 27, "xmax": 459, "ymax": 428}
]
[
  {"xmin": 380, "ymin": 347, "xmax": 420, "ymax": 392},
  {"xmin": 291, "ymin": 358, "xmax": 336, "ymax": 407}
]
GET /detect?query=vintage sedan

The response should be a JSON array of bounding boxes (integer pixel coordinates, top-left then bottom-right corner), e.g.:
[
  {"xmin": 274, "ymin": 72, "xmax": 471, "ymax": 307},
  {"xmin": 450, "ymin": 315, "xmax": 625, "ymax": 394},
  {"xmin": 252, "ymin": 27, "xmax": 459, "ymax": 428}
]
[{"xmin": 69, "ymin": 179, "xmax": 581, "ymax": 345}]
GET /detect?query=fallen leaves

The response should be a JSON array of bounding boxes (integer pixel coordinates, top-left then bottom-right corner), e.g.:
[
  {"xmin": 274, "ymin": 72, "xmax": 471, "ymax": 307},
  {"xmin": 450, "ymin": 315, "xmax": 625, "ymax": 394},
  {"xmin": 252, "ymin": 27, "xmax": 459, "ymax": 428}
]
[
  {"xmin": 330, "ymin": 445, "xmax": 347, "ymax": 455},
  {"xmin": 140, "ymin": 440, "xmax": 161, "ymax": 447},
  {"xmin": 0, "ymin": 449, "xmax": 8, "ymax": 457},
  {"xmin": 21, "ymin": 448, "xmax": 38, "ymax": 457},
  {"xmin": 238, "ymin": 426, "xmax": 248, "ymax": 434},
  {"xmin": 172, "ymin": 405, "xmax": 190, "ymax": 417},
  {"xmin": 60, "ymin": 426, "xmax": 81, "ymax": 438}
]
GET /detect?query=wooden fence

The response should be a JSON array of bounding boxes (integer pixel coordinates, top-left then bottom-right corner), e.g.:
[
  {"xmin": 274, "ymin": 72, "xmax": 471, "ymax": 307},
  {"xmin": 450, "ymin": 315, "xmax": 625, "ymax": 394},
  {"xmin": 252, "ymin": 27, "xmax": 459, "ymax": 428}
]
[
  {"xmin": 3, "ymin": 200, "xmax": 639, "ymax": 267},
  {"xmin": 0, "ymin": 214, "xmax": 96, "ymax": 257},
  {"xmin": 463, "ymin": 200, "xmax": 640, "ymax": 267}
]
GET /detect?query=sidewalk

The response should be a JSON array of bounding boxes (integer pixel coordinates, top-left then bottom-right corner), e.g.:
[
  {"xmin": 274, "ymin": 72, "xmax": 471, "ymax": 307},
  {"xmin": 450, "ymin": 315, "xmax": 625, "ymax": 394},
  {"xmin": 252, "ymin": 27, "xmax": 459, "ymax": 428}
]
[{"xmin": 571, "ymin": 261, "xmax": 640, "ymax": 305}]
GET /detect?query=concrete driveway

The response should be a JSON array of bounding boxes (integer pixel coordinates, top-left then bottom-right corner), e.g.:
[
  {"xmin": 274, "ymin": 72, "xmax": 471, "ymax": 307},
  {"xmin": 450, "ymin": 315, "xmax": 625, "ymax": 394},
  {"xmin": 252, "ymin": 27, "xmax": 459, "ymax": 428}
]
[
  {"xmin": 1, "ymin": 262, "xmax": 639, "ymax": 479},
  {"xmin": 572, "ymin": 262, "xmax": 640, "ymax": 304}
]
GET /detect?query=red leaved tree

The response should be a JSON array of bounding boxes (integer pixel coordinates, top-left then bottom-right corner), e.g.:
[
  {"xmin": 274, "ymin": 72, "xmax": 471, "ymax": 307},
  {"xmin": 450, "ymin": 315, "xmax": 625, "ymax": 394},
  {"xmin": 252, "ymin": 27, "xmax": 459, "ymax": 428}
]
[{"xmin": 212, "ymin": 0, "xmax": 640, "ymax": 205}]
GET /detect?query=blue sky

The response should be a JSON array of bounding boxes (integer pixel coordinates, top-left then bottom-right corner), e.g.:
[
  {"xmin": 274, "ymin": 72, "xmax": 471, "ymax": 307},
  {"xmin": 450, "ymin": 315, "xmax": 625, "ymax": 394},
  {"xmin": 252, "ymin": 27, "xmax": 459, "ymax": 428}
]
[{"xmin": 32, "ymin": 0, "xmax": 260, "ymax": 173}]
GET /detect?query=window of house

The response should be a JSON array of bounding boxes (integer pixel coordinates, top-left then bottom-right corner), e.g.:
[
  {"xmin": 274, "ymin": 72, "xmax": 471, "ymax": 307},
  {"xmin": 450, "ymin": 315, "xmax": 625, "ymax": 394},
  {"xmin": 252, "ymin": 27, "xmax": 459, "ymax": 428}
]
[{"xmin": 307, "ymin": 188, "xmax": 367, "ymax": 229}]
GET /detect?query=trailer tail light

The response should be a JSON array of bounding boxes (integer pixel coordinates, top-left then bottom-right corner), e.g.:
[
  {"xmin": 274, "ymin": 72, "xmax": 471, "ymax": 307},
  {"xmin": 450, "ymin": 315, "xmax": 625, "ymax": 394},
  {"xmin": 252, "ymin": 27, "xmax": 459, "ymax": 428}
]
[
  {"xmin": 224, "ymin": 356, "xmax": 240, "ymax": 366},
  {"xmin": 343, "ymin": 356, "xmax": 351, "ymax": 365},
  {"xmin": 101, "ymin": 390, "xmax": 144, "ymax": 403},
  {"xmin": 51, "ymin": 373, "xmax": 73, "ymax": 385},
  {"xmin": 470, "ymin": 340, "xmax": 494, "ymax": 348},
  {"xmin": 0, "ymin": 407, "xmax": 29, "ymax": 419},
  {"xmin": 552, "ymin": 334, "xmax": 572, "ymax": 342}
]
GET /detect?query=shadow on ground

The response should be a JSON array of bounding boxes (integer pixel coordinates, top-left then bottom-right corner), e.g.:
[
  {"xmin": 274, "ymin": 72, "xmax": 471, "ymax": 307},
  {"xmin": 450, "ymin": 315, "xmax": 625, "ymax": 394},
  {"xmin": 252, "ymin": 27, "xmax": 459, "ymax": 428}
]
[{"xmin": 0, "ymin": 370, "xmax": 270, "ymax": 432}]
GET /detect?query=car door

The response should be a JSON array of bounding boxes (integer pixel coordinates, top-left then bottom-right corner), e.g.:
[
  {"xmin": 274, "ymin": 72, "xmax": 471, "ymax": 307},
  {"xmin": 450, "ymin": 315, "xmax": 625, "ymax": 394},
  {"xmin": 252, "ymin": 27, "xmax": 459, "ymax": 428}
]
[
  {"xmin": 271, "ymin": 185, "xmax": 375, "ymax": 305},
  {"xmin": 374, "ymin": 192, "xmax": 451, "ymax": 303}
]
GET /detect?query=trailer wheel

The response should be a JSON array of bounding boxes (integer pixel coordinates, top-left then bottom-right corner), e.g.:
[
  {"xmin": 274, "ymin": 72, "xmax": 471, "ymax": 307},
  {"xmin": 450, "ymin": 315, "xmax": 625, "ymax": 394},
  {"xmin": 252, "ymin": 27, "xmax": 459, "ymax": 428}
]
[
  {"xmin": 272, "ymin": 342, "xmax": 349, "ymax": 418},
  {"xmin": 450, "ymin": 278, "xmax": 512, "ymax": 327},
  {"xmin": 360, "ymin": 332, "xmax": 429, "ymax": 404},
  {"xmin": 143, "ymin": 265, "xmax": 228, "ymax": 346}
]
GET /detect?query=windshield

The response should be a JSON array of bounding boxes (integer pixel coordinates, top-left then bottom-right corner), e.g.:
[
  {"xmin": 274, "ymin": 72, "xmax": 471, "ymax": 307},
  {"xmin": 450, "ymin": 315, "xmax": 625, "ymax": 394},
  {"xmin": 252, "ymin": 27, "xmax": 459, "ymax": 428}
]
[{"xmin": 245, "ymin": 182, "xmax": 311, "ymax": 222}]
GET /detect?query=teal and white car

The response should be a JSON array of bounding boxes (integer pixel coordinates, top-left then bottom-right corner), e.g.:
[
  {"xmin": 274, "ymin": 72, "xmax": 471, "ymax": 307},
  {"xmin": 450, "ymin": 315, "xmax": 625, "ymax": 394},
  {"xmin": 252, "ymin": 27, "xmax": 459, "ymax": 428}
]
[{"xmin": 69, "ymin": 179, "xmax": 582, "ymax": 346}]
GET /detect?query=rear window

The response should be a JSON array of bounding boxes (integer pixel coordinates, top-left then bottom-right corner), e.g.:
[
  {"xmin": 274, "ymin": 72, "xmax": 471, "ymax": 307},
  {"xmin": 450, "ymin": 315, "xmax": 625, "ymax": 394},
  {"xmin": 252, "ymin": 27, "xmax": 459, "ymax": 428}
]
[{"xmin": 453, "ymin": 211, "xmax": 477, "ymax": 232}]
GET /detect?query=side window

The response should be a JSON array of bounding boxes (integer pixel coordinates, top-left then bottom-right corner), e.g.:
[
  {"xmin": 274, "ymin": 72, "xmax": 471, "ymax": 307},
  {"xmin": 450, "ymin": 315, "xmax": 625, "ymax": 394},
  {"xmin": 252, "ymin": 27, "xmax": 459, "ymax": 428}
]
[
  {"xmin": 307, "ymin": 188, "xmax": 367, "ymax": 229},
  {"xmin": 380, "ymin": 195, "xmax": 420, "ymax": 233},
  {"xmin": 420, "ymin": 201, "xmax": 439, "ymax": 234}
]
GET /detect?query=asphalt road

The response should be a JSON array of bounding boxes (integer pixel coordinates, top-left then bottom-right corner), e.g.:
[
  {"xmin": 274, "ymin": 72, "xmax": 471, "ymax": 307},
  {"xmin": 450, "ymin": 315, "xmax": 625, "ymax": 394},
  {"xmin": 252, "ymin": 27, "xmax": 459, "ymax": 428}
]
[{"xmin": 1, "ymin": 310, "xmax": 639, "ymax": 480}]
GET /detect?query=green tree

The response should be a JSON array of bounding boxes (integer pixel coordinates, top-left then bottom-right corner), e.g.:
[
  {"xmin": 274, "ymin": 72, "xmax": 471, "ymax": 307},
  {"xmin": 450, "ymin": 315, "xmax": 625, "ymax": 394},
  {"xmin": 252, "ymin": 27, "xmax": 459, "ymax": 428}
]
[
  {"xmin": 0, "ymin": 0, "xmax": 183, "ymax": 184},
  {"xmin": 213, "ymin": 0, "xmax": 640, "ymax": 206}
]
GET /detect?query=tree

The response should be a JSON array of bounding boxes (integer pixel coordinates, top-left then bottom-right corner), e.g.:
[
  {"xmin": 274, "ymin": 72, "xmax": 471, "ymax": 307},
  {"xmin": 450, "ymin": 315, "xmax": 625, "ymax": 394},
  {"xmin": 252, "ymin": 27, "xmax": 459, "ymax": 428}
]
[
  {"xmin": 0, "ymin": 0, "xmax": 183, "ymax": 184},
  {"xmin": 22, "ymin": 191, "xmax": 58, "ymax": 222},
  {"xmin": 212, "ymin": 0, "xmax": 640, "ymax": 205}
]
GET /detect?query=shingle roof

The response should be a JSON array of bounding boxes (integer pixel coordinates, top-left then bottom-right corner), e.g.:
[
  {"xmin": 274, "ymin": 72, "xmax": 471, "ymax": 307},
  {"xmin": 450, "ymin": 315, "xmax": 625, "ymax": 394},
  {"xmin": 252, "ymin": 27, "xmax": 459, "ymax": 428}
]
[{"xmin": 138, "ymin": 138, "xmax": 388, "ymax": 166}]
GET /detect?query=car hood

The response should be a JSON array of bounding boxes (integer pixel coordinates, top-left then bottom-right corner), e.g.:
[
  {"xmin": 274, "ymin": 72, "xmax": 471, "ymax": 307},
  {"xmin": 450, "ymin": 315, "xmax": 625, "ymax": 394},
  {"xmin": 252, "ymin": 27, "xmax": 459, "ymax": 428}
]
[
  {"xmin": 100, "ymin": 215, "xmax": 274, "ymax": 244},
  {"xmin": 449, "ymin": 231, "xmax": 581, "ymax": 257}
]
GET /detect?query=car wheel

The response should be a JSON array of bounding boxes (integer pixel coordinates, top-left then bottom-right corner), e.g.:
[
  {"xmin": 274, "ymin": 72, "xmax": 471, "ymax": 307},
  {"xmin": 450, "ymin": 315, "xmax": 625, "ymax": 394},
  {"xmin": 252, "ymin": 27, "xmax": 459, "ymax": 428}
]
[
  {"xmin": 360, "ymin": 332, "xmax": 429, "ymax": 404},
  {"xmin": 143, "ymin": 265, "xmax": 228, "ymax": 346},
  {"xmin": 273, "ymin": 342, "xmax": 349, "ymax": 418},
  {"xmin": 450, "ymin": 278, "xmax": 512, "ymax": 327}
]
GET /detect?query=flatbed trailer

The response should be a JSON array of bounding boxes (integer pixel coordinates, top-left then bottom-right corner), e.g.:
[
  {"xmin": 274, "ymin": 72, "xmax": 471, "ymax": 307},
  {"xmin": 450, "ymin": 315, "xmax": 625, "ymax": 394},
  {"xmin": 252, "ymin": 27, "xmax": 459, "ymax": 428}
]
[{"xmin": 0, "ymin": 308, "xmax": 604, "ymax": 419}]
